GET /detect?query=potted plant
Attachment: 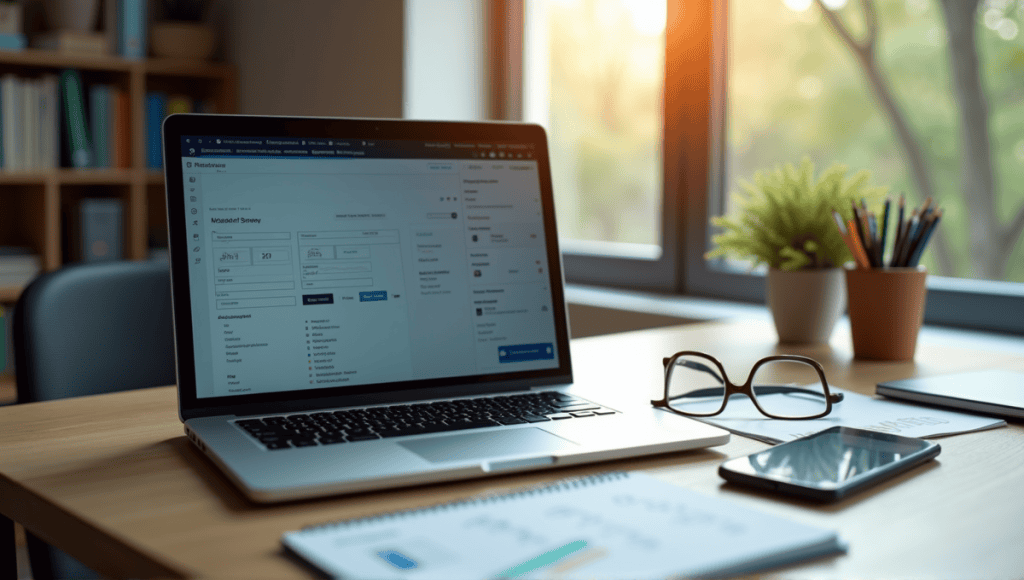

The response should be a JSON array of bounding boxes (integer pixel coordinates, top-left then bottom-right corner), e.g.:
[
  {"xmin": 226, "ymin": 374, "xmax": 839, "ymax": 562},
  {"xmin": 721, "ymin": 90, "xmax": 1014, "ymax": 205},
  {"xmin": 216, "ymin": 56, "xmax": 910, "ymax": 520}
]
[{"xmin": 706, "ymin": 158, "xmax": 886, "ymax": 343}]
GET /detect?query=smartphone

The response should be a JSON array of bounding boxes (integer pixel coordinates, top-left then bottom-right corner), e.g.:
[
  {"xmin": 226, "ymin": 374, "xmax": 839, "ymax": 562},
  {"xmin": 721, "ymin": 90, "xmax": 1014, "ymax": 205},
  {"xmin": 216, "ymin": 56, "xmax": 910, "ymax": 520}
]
[{"xmin": 718, "ymin": 426, "xmax": 940, "ymax": 502}]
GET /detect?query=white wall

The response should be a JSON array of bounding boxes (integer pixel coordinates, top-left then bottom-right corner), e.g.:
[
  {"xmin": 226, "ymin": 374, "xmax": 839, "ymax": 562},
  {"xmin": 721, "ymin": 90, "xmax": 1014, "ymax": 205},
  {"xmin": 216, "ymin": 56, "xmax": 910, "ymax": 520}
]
[
  {"xmin": 403, "ymin": 0, "xmax": 487, "ymax": 120},
  {"xmin": 220, "ymin": 0, "xmax": 405, "ymax": 118}
]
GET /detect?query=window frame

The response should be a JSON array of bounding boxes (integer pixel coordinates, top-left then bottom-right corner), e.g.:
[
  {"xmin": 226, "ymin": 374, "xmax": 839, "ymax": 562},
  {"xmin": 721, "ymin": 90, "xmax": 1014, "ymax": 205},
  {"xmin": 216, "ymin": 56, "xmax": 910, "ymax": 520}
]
[{"xmin": 510, "ymin": 0, "xmax": 1024, "ymax": 335}]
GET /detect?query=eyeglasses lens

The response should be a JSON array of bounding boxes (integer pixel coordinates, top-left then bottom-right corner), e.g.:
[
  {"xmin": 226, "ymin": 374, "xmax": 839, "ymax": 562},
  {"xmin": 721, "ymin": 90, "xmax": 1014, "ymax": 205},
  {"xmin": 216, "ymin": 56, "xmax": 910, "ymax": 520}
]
[
  {"xmin": 666, "ymin": 355, "xmax": 728, "ymax": 416},
  {"xmin": 750, "ymin": 360, "xmax": 828, "ymax": 418}
]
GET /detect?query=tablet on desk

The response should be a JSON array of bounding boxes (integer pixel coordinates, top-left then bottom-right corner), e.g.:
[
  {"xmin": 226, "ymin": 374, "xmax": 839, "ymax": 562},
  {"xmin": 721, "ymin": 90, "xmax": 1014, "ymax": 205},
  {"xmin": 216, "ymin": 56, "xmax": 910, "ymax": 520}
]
[{"xmin": 877, "ymin": 370, "xmax": 1024, "ymax": 420}]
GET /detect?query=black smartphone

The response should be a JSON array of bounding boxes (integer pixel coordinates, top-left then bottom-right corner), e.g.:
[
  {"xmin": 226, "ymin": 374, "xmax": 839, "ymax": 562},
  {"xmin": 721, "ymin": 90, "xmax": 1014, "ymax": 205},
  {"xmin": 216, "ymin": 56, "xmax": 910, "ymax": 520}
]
[{"xmin": 718, "ymin": 426, "xmax": 940, "ymax": 502}]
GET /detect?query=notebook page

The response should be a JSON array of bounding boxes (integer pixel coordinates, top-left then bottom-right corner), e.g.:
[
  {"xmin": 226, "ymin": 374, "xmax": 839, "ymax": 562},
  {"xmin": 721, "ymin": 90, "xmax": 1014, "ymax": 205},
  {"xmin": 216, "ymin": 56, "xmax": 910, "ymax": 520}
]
[{"xmin": 282, "ymin": 472, "xmax": 844, "ymax": 579}]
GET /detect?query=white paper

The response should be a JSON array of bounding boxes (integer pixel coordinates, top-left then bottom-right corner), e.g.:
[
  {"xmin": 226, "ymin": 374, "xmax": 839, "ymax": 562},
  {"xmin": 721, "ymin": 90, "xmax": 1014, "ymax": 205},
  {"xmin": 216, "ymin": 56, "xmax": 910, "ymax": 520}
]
[{"xmin": 682, "ymin": 388, "xmax": 1006, "ymax": 444}]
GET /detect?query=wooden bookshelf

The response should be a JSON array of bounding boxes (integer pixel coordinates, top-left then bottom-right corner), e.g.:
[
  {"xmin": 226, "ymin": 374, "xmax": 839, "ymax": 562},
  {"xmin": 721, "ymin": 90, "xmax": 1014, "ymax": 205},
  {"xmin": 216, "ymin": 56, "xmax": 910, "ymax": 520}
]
[{"xmin": 0, "ymin": 48, "xmax": 236, "ymax": 303}]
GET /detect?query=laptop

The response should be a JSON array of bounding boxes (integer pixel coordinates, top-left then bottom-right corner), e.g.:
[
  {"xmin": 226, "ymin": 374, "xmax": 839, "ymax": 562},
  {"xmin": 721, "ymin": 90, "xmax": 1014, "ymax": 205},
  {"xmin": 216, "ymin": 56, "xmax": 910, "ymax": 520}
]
[{"xmin": 162, "ymin": 114, "xmax": 729, "ymax": 503}]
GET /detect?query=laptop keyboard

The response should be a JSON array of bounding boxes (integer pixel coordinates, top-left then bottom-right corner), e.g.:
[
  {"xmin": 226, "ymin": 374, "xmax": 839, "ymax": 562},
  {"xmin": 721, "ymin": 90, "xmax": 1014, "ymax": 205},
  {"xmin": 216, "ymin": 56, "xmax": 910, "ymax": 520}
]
[{"xmin": 234, "ymin": 391, "xmax": 617, "ymax": 450}]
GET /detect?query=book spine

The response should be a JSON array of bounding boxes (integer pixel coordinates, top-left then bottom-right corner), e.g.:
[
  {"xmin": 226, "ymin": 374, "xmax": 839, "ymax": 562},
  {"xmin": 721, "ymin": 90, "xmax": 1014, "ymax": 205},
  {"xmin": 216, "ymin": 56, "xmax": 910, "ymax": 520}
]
[
  {"xmin": 12, "ymin": 76, "xmax": 23, "ymax": 169},
  {"xmin": 0, "ymin": 75, "xmax": 13, "ymax": 170},
  {"xmin": 146, "ymin": 92, "xmax": 166, "ymax": 169},
  {"xmin": 26, "ymin": 79, "xmax": 37, "ymax": 169},
  {"xmin": 89, "ymin": 84, "xmax": 110, "ymax": 168},
  {"xmin": 41, "ymin": 75, "xmax": 59, "ymax": 169},
  {"xmin": 112, "ymin": 89, "xmax": 129, "ymax": 168},
  {"xmin": 166, "ymin": 95, "xmax": 193, "ymax": 116},
  {"xmin": 60, "ymin": 69, "xmax": 92, "ymax": 169},
  {"xmin": 0, "ymin": 32, "xmax": 25, "ymax": 51},
  {"xmin": 0, "ymin": 76, "xmax": 4, "ymax": 169},
  {"xmin": 117, "ymin": 0, "xmax": 146, "ymax": 60}
]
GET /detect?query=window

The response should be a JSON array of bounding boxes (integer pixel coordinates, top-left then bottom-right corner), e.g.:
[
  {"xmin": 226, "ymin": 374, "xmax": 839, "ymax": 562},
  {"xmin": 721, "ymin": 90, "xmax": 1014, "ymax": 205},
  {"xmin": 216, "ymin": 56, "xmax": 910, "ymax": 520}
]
[{"xmin": 518, "ymin": 0, "xmax": 1024, "ymax": 333}]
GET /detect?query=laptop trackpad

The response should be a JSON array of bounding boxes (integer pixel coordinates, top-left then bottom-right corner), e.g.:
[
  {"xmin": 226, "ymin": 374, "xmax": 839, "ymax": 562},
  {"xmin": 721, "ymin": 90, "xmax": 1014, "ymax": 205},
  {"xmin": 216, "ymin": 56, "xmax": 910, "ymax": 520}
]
[{"xmin": 399, "ymin": 428, "xmax": 578, "ymax": 463}]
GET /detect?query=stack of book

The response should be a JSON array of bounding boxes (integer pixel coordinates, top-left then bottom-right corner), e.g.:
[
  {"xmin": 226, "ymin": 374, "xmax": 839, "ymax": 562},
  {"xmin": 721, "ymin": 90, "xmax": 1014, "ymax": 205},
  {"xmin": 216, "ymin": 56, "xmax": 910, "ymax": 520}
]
[
  {"xmin": 0, "ymin": 247, "xmax": 41, "ymax": 290},
  {"xmin": 0, "ymin": 74, "xmax": 59, "ymax": 170},
  {"xmin": 0, "ymin": 70, "xmax": 140, "ymax": 170}
]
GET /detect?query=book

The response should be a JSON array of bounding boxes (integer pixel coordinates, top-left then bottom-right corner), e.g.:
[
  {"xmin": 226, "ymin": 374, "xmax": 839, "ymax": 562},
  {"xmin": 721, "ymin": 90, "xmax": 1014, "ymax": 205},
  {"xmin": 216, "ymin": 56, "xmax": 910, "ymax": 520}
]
[
  {"xmin": 878, "ymin": 370, "xmax": 1024, "ymax": 420},
  {"xmin": 0, "ymin": 32, "xmax": 23, "ymax": 51},
  {"xmin": 0, "ymin": 2, "xmax": 21, "ymax": 36},
  {"xmin": 115, "ymin": 0, "xmax": 146, "ymax": 59},
  {"xmin": 166, "ymin": 94, "xmax": 193, "ymax": 116},
  {"xmin": 146, "ymin": 91, "xmax": 166, "ymax": 168},
  {"xmin": 282, "ymin": 472, "xmax": 845, "ymax": 580},
  {"xmin": 60, "ymin": 69, "xmax": 92, "ymax": 168},
  {"xmin": 39, "ymin": 75, "xmax": 59, "ymax": 169},
  {"xmin": 89, "ymin": 84, "xmax": 111, "ymax": 168},
  {"xmin": 111, "ymin": 88, "xmax": 129, "ymax": 168},
  {"xmin": 77, "ymin": 199, "xmax": 123, "ymax": 262},
  {"xmin": 31, "ymin": 31, "xmax": 110, "ymax": 55},
  {"xmin": 0, "ymin": 74, "xmax": 13, "ymax": 169},
  {"xmin": 0, "ymin": 247, "xmax": 41, "ymax": 287}
]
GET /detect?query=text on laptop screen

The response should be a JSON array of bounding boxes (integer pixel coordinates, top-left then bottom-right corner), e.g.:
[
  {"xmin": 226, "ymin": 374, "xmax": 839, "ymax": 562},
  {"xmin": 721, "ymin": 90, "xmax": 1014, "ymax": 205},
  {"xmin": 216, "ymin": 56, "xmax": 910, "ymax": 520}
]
[{"xmin": 180, "ymin": 136, "xmax": 559, "ymax": 399}]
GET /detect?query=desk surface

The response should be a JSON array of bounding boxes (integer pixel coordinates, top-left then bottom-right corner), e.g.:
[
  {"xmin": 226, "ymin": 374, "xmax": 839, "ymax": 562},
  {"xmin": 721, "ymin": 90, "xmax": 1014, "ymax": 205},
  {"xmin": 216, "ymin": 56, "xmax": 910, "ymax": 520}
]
[{"xmin": 2, "ymin": 319, "xmax": 1023, "ymax": 579}]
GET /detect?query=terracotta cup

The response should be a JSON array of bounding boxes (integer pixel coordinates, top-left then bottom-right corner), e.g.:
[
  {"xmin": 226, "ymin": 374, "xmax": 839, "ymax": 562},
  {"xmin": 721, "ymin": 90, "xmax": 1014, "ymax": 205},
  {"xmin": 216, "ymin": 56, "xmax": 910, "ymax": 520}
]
[{"xmin": 844, "ymin": 266, "xmax": 927, "ymax": 361}]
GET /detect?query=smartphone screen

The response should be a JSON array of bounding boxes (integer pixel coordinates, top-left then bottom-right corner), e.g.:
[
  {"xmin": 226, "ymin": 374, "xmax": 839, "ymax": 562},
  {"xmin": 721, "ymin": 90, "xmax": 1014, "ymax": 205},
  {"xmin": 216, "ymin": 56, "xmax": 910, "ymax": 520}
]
[{"xmin": 719, "ymin": 426, "xmax": 940, "ymax": 501}]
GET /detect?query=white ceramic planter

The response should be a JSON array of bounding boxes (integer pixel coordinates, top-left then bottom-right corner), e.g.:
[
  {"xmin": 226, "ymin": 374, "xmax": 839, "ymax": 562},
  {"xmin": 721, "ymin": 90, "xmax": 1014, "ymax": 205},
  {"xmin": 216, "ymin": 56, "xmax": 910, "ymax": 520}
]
[{"xmin": 766, "ymin": 268, "xmax": 846, "ymax": 344}]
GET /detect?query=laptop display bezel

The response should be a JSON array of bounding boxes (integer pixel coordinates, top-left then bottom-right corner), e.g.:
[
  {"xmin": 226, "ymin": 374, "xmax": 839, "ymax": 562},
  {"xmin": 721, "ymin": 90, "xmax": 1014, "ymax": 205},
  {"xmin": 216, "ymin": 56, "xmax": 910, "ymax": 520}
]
[{"xmin": 162, "ymin": 114, "xmax": 573, "ymax": 421}]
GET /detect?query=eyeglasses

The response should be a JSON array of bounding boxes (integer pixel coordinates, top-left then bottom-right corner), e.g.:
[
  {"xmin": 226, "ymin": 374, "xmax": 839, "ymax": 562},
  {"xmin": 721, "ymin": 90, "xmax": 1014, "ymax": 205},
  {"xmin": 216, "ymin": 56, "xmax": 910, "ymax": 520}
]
[{"xmin": 651, "ymin": 352, "xmax": 843, "ymax": 420}]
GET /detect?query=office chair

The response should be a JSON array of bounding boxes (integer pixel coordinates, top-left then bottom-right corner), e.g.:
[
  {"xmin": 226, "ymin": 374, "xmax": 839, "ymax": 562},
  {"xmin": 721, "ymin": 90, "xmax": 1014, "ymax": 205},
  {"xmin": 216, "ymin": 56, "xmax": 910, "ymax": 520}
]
[{"xmin": 12, "ymin": 259, "xmax": 176, "ymax": 580}]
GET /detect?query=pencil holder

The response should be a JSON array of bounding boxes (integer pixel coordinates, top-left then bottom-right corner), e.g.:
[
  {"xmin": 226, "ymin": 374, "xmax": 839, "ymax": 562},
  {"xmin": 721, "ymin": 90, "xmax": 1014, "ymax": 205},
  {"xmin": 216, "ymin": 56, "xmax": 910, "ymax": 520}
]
[{"xmin": 844, "ymin": 266, "xmax": 927, "ymax": 361}]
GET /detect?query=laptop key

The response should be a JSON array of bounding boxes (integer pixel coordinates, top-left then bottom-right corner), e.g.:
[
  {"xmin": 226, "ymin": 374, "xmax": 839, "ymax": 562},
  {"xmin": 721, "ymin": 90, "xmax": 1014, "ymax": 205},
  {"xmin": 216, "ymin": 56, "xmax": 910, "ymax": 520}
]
[
  {"xmin": 347, "ymin": 433, "xmax": 381, "ymax": 442},
  {"xmin": 317, "ymin": 436, "xmax": 347, "ymax": 445},
  {"xmin": 521, "ymin": 414, "xmax": 551, "ymax": 422},
  {"xmin": 594, "ymin": 409, "xmax": 616, "ymax": 415},
  {"xmin": 493, "ymin": 416, "xmax": 528, "ymax": 425},
  {"xmin": 264, "ymin": 441, "xmax": 291, "ymax": 450},
  {"xmin": 547, "ymin": 413, "xmax": 573, "ymax": 420},
  {"xmin": 292, "ymin": 439, "xmax": 319, "ymax": 448},
  {"xmin": 555, "ymin": 404, "xmax": 600, "ymax": 412},
  {"xmin": 570, "ymin": 411, "xmax": 594, "ymax": 417}
]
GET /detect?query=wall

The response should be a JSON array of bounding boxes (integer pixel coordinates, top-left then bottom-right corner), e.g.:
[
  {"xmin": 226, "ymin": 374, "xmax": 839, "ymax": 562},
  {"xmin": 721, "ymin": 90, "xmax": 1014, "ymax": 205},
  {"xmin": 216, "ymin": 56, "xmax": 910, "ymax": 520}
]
[
  {"xmin": 404, "ymin": 0, "xmax": 487, "ymax": 120},
  {"xmin": 220, "ymin": 0, "xmax": 404, "ymax": 117}
]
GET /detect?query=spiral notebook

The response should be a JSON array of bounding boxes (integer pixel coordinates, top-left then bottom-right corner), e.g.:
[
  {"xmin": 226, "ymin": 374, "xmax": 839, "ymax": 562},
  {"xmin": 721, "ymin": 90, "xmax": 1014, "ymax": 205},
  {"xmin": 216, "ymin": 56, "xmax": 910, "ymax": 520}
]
[{"xmin": 281, "ymin": 472, "xmax": 845, "ymax": 579}]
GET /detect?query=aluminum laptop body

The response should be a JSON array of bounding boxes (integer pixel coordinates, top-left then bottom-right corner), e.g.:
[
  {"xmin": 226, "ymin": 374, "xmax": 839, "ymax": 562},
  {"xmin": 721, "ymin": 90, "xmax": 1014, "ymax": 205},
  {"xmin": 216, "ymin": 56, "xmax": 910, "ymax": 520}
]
[{"xmin": 163, "ymin": 114, "xmax": 728, "ymax": 503}]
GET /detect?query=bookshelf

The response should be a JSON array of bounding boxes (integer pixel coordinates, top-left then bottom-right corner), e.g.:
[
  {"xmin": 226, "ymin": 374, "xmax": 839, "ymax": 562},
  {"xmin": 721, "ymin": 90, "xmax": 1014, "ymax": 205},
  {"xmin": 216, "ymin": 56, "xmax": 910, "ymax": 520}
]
[{"xmin": 0, "ymin": 48, "xmax": 236, "ymax": 300}]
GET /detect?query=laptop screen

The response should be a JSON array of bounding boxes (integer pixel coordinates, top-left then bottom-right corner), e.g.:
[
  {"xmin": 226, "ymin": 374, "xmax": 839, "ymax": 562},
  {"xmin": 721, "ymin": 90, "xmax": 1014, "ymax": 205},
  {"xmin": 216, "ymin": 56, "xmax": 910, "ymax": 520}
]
[{"xmin": 164, "ymin": 118, "xmax": 570, "ymax": 413}]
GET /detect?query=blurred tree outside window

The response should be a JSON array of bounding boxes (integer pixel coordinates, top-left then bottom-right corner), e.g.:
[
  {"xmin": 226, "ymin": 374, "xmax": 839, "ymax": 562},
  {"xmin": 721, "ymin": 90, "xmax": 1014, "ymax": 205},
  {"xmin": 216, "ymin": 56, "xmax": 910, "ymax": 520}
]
[
  {"xmin": 524, "ymin": 0, "xmax": 666, "ymax": 257},
  {"xmin": 724, "ymin": 0, "xmax": 1024, "ymax": 283}
]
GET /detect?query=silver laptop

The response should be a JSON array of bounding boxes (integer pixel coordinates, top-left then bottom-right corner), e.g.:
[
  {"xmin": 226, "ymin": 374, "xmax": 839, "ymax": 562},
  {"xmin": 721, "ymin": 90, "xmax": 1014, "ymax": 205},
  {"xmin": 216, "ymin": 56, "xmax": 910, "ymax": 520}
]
[{"xmin": 162, "ymin": 114, "xmax": 729, "ymax": 503}]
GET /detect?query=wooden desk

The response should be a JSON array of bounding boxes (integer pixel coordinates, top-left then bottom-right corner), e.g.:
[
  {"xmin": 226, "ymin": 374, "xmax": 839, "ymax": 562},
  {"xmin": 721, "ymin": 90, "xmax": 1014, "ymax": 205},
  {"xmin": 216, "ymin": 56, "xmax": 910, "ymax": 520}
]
[{"xmin": 2, "ymin": 319, "xmax": 1023, "ymax": 579}]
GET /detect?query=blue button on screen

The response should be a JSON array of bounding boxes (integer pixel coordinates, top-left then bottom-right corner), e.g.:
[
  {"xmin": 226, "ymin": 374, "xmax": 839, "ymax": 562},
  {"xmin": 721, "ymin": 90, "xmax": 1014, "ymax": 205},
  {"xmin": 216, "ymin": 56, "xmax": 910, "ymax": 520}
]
[
  {"xmin": 359, "ymin": 290, "xmax": 387, "ymax": 302},
  {"xmin": 498, "ymin": 343, "xmax": 555, "ymax": 363},
  {"xmin": 377, "ymin": 549, "xmax": 417, "ymax": 570}
]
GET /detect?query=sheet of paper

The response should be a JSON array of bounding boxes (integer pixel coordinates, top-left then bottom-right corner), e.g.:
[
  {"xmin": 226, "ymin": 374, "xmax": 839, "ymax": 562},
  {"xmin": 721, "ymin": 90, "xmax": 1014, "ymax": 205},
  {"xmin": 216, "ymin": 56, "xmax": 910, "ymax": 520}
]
[
  {"xmin": 282, "ymin": 472, "xmax": 844, "ymax": 580},
  {"xmin": 683, "ymin": 388, "xmax": 1006, "ymax": 444}
]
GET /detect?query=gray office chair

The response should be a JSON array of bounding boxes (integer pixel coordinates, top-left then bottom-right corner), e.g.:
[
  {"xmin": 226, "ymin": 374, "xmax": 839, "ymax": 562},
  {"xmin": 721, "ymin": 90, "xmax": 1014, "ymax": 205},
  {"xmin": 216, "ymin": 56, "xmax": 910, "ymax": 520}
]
[{"xmin": 10, "ymin": 259, "xmax": 176, "ymax": 580}]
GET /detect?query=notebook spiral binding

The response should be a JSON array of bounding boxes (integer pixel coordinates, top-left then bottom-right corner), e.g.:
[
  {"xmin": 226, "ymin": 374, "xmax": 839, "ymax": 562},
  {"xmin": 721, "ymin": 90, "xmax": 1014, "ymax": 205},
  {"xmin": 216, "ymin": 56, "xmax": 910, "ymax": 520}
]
[{"xmin": 300, "ymin": 471, "xmax": 631, "ymax": 533}]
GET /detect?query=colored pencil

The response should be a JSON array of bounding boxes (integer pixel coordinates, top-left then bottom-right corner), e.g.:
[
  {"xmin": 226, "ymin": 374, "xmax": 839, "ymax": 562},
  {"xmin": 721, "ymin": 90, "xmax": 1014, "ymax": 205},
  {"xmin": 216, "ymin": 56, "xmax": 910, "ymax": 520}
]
[
  {"xmin": 891, "ymin": 195, "xmax": 905, "ymax": 267},
  {"xmin": 879, "ymin": 198, "xmax": 890, "ymax": 267},
  {"xmin": 907, "ymin": 210, "xmax": 942, "ymax": 267},
  {"xmin": 832, "ymin": 210, "xmax": 869, "ymax": 269},
  {"xmin": 846, "ymin": 218, "xmax": 872, "ymax": 269}
]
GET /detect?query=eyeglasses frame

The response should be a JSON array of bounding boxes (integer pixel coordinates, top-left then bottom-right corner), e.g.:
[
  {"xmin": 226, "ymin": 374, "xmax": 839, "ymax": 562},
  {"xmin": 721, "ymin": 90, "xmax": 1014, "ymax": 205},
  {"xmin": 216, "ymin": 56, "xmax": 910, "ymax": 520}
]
[{"xmin": 651, "ymin": 351, "xmax": 843, "ymax": 420}]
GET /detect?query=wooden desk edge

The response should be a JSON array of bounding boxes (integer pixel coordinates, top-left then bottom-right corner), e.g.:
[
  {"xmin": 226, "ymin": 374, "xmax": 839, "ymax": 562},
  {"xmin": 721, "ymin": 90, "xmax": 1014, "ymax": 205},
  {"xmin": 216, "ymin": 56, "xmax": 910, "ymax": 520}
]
[{"xmin": 0, "ymin": 472, "xmax": 188, "ymax": 579}]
